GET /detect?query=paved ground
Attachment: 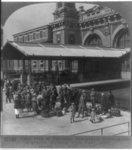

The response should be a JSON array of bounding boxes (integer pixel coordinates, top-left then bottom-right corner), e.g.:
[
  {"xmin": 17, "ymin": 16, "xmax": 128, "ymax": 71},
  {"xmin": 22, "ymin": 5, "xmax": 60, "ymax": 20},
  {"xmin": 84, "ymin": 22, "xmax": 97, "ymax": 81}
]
[{"xmin": 1, "ymin": 88, "xmax": 131, "ymax": 136}]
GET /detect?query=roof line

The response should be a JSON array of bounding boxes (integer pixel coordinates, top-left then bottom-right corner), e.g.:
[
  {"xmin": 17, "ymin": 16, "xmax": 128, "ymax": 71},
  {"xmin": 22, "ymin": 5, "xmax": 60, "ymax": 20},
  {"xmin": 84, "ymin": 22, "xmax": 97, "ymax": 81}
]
[
  {"xmin": 10, "ymin": 42, "xmax": 28, "ymax": 57},
  {"xmin": 13, "ymin": 24, "xmax": 50, "ymax": 37},
  {"xmin": 7, "ymin": 41, "xmax": 131, "ymax": 52}
]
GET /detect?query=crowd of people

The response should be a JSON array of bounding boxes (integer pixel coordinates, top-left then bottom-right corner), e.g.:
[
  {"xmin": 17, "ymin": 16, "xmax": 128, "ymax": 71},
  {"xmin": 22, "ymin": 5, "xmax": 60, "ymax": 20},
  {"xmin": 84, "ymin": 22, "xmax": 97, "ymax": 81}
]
[{"xmin": 4, "ymin": 80, "xmax": 119, "ymax": 123}]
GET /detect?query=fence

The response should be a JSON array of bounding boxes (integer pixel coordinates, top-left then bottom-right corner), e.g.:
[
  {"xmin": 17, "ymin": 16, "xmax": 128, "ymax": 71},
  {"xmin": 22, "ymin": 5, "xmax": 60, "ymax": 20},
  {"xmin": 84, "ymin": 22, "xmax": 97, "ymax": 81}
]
[{"xmin": 72, "ymin": 121, "xmax": 130, "ymax": 136}]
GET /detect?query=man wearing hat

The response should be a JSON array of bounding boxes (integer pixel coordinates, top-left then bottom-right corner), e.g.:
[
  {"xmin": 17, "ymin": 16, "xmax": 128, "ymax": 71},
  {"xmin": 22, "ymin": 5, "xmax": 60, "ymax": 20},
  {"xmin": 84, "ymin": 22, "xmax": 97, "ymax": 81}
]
[{"xmin": 77, "ymin": 90, "xmax": 86, "ymax": 118}]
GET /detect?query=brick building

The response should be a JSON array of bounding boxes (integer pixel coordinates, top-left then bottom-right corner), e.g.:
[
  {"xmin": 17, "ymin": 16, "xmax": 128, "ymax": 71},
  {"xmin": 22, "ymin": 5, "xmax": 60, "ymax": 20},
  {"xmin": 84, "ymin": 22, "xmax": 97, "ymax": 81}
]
[{"xmin": 2, "ymin": 2, "xmax": 130, "ymax": 84}]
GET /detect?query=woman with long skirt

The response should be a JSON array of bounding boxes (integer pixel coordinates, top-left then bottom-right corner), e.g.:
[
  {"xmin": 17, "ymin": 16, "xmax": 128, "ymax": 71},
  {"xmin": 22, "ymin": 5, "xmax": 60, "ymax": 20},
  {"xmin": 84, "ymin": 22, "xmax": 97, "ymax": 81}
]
[
  {"xmin": 14, "ymin": 92, "xmax": 21, "ymax": 118},
  {"xmin": 32, "ymin": 92, "xmax": 38, "ymax": 115}
]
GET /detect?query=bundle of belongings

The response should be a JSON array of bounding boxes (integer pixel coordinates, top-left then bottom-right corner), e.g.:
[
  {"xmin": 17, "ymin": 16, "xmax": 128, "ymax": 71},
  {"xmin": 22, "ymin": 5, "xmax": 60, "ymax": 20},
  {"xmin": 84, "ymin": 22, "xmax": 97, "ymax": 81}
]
[
  {"xmin": 41, "ymin": 108, "xmax": 50, "ymax": 118},
  {"xmin": 54, "ymin": 101, "xmax": 63, "ymax": 117},
  {"xmin": 100, "ymin": 109, "xmax": 112, "ymax": 119},
  {"xmin": 90, "ymin": 108, "xmax": 103, "ymax": 123},
  {"xmin": 110, "ymin": 107, "xmax": 121, "ymax": 117}
]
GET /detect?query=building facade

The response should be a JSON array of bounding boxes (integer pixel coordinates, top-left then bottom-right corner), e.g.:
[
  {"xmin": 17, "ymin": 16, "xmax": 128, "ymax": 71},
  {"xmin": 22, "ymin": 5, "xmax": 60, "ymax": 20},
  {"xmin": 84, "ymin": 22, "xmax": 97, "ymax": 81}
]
[
  {"xmin": 2, "ymin": 2, "xmax": 131, "ymax": 84},
  {"xmin": 13, "ymin": 3, "xmax": 130, "ymax": 48}
]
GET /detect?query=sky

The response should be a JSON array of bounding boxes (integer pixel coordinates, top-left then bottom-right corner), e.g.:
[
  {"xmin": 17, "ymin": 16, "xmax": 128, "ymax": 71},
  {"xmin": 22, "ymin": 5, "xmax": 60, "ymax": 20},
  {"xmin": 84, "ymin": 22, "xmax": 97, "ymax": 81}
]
[{"xmin": 3, "ymin": 2, "xmax": 97, "ymax": 45}]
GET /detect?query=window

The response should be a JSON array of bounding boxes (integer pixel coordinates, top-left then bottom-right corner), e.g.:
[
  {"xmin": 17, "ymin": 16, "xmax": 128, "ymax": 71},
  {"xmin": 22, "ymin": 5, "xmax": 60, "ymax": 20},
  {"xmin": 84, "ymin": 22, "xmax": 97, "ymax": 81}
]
[
  {"xmin": 31, "ymin": 60, "xmax": 40, "ymax": 72},
  {"xmin": 58, "ymin": 60, "xmax": 65, "ymax": 71},
  {"xmin": 19, "ymin": 36, "xmax": 24, "ymax": 42},
  {"xmin": 52, "ymin": 60, "xmax": 58, "ymax": 71},
  {"xmin": 32, "ymin": 60, "xmax": 37, "ymax": 68},
  {"xmin": 44, "ymin": 60, "xmax": 49, "ymax": 71},
  {"xmin": 14, "ymin": 37, "xmax": 18, "ymax": 42},
  {"xmin": 33, "ymin": 32, "xmax": 36, "ymax": 40},
  {"xmin": 84, "ymin": 34, "xmax": 102, "ymax": 46},
  {"xmin": 40, "ymin": 30, "xmax": 43, "ymax": 38},
  {"xmin": 56, "ymin": 32, "xmax": 61, "ymax": 44},
  {"xmin": 116, "ymin": 29, "xmax": 130, "ymax": 48},
  {"xmin": 52, "ymin": 60, "xmax": 66, "ymax": 71},
  {"xmin": 64, "ymin": 60, "xmax": 70, "ymax": 71},
  {"xmin": 72, "ymin": 60, "xmax": 78, "ymax": 73},
  {"xmin": 39, "ymin": 60, "xmax": 49, "ymax": 71},
  {"xmin": 29, "ymin": 33, "xmax": 33, "ymax": 41},
  {"xmin": 25, "ymin": 60, "xmax": 29, "ymax": 71},
  {"xmin": 122, "ymin": 59, "xmax": 130, "ymax": 72},
  {"xmin": 36, "ymin": 31, "xmax": 40, "ymax": 39},
  {"xmin": 35, "ymin": 32, "xmax": 39, "ymax": 39},
  {"xmin": 18, "ymin": 60, "xmax": 23, "ymax": 70},
  {"xmin": 24, "ymin": 35, "xmax": 28, "ymax": 42},
  {"xmin": 42, "ymin": 30, "xmax": 46, "ymax": 38},
  {"xmin": 13, "ymin": 60, "xmax": 19, "ymax": 71}
]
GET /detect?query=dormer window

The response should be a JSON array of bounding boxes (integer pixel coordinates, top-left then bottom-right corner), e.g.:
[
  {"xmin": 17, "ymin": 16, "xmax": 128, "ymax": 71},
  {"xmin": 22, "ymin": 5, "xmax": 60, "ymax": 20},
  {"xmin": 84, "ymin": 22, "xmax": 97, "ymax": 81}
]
[{"xmin": 56, "ymin": 32, "xmax": 61, "ymax": 44}]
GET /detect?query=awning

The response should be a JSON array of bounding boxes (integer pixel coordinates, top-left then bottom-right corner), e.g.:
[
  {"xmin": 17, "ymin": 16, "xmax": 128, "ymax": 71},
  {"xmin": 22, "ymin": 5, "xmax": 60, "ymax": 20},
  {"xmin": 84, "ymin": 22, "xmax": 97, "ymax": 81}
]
[{"xmin": 2, "ymin": 41, "xmax": 130, "ymax": 59}]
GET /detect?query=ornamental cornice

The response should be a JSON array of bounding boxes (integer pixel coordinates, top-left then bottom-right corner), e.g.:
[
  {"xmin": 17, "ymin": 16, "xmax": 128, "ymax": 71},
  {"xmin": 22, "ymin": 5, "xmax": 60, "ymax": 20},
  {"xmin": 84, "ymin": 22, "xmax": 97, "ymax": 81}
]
[
  {"xmin": 50, "ymin": 20, "xmax": 79, "ymax": 30},
  {"xmin": 79, "ymin": 11, "xmax": 119, "ymax": 23},
  {"xmin": 80, "ymin": 19, "xmax": 123, "ymax": 32},
  {"xmin": 79, "ymin": 13, "xmax": 123, "ymax": 29}
]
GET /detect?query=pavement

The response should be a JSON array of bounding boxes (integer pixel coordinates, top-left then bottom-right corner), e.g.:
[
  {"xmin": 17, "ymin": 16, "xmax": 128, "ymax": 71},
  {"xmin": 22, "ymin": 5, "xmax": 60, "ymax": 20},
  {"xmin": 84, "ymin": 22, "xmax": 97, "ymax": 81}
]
[{"xmin": 1, "ymin": 89, "xmax": 131, "ymax": 136}]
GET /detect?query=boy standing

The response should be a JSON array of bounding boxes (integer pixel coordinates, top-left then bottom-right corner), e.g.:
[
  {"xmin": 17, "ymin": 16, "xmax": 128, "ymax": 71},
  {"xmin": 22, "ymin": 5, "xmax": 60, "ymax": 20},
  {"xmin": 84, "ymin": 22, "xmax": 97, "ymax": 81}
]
[{"xmin": 70, "ymin": 103, "xmax": 76, "ymax": 123}]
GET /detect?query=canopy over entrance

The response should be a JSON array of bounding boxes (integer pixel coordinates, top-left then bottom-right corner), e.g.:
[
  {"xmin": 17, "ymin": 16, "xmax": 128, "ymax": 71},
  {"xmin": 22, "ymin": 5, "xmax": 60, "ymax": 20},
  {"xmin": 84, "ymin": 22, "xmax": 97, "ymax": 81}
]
[{"xmin": 2, "ymin": 41, "xmax": 130, "ymax": 60}]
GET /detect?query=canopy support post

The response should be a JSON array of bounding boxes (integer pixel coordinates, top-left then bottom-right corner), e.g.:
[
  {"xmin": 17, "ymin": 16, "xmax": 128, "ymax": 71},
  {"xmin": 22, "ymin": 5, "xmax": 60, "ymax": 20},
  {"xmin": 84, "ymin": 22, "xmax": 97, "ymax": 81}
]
[{"xmin": 27, "ymin": 60, "xmax": 32, "ymax": 85}]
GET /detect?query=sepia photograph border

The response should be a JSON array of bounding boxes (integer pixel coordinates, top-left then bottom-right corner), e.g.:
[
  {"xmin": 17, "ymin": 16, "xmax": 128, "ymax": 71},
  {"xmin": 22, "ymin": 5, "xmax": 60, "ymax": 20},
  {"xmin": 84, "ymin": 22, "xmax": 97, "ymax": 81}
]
[{"xmin": 0, "ymin": 0, "xmax": 132, "ymax": 148}]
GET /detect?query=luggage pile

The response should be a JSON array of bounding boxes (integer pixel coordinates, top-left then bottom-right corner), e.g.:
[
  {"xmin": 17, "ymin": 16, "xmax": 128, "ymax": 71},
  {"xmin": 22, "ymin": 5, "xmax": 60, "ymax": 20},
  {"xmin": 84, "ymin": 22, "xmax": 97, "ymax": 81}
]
[{"xmin": 111, "ymin": 108, "xmax": 121, "ymax": 117}]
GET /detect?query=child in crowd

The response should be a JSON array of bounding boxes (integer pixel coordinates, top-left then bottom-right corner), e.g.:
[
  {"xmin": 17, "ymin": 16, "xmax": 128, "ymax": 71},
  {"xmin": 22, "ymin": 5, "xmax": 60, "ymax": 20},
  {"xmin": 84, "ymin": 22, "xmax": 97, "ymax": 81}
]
[
  {"xmin": 70, "ymin": 103, "xmax": 76, "ymax": 123},
  {"xmin": 90, "ymin": 108, "xmax": 96, "ymax": 123}
]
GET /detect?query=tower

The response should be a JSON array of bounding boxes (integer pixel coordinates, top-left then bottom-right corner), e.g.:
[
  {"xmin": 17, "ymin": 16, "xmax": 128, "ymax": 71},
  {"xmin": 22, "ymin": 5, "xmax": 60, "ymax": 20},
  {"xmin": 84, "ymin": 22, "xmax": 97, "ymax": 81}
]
[{"xmin": 52, "ymin": 2, "xmax": 80, "ymax": 44}]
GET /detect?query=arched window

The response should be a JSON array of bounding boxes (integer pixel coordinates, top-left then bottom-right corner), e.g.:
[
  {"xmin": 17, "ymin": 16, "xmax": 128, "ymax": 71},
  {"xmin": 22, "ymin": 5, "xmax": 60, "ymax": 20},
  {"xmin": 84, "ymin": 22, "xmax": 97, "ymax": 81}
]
[
  {"xmin": 84, "ymin": 34, "xmax": 102, "ymax": 46},
  {"xmin": 116, "ymin": 29, "xmax": 130, "ymax": 48}
]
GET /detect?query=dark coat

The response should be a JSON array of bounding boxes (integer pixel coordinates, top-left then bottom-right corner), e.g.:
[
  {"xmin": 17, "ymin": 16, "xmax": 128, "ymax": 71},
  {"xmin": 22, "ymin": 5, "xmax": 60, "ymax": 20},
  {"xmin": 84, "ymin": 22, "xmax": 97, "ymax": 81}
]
[
  {"xmin": 79, "ymin": 95, "xmax": 85, "ymax": 108},
  {"xmin": 70, "ymin": 105, "xmax": 76, "ymax": 117},
  {"xmin": 14, "ymin": 95, "xmax": 21, "ymax": 109}
]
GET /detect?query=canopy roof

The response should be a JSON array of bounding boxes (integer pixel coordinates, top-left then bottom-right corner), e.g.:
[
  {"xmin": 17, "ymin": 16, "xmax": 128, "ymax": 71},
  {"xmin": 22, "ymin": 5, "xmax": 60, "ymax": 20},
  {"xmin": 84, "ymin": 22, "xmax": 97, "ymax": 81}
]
[{"xmin": 2, "ymin": 41, "xmax": 130, "ymax": 60}]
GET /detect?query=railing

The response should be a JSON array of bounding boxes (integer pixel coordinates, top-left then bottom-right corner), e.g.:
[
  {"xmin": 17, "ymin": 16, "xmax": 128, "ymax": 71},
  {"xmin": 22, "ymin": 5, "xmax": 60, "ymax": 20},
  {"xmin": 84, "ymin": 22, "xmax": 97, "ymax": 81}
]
[{"xmin": 72, "ymin": 121, "xmax": 130, "ymax": 136}]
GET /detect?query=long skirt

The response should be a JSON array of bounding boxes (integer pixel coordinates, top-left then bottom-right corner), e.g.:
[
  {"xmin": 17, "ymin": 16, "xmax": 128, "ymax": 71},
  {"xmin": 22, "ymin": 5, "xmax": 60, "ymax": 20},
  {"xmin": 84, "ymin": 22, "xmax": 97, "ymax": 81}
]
[
  {"xmin": 32, "ymin": 101, "xmax": 38, "ymax": 112},
  {"xmin": 14, "ymin": 109, "xmax": 20, "ymax": 115}
]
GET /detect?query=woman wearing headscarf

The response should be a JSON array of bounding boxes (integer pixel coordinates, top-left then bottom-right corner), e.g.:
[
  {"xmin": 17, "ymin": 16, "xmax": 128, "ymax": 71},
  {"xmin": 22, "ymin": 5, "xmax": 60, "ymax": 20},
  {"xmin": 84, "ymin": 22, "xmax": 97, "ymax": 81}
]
[
  {"xmin": 14, "ymin": 91, "xmax": 21, "ymax": 118},
  {"xmin": 32, "ymin": 92, "xmax": 38, "ymax": 115}
]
